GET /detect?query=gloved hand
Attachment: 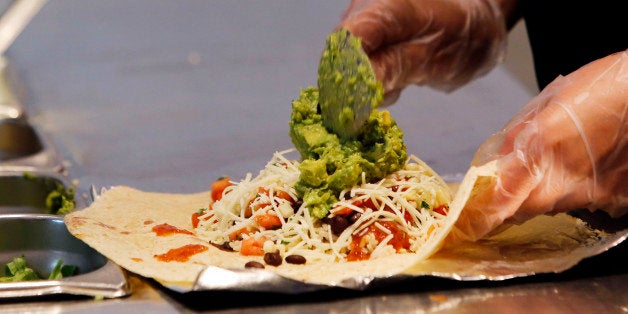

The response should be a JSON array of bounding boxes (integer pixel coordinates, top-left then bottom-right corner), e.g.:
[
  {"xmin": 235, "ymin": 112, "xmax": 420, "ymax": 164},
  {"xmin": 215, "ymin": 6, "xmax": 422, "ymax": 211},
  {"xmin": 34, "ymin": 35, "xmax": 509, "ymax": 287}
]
[
  {"xmin": 337, "ymin": 0, "xmax": 507, "ymax": 101},
  {"xmin": 451, "ymin": 50, "xmax": 628, "ymax": 242}
]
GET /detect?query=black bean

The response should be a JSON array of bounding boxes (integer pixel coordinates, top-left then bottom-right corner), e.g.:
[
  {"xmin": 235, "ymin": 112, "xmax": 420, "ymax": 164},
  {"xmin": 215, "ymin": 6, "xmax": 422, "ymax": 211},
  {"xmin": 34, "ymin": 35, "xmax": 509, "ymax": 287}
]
[
  {"xmin": 328, "ymin": 215, "xmax": 349, "ymax": 235},
  {"xmin": 244, "ymin": 261, "xmax": 265, "ymax": 269},
  {"xmin": 264, "ymin": 250, "xmax": 283, "ymax": 266},
  {"xmin": 210, "ymin": 241, "xmax": 234, "ymax": 252},
  {"xmin": 348, "ymin": 212, "xmax": 362, "ymax": 224},
  {"xmin": 285, "ymin": 254, "xmax": 306, "ymax": 265}
]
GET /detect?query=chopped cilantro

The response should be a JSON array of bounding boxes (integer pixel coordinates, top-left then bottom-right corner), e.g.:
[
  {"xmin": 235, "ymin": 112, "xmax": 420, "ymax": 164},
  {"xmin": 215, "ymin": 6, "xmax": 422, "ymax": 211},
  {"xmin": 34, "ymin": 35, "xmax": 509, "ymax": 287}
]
[{"xmin": 421, "ymin": 201, "xmax": 430, "ymax": 209}]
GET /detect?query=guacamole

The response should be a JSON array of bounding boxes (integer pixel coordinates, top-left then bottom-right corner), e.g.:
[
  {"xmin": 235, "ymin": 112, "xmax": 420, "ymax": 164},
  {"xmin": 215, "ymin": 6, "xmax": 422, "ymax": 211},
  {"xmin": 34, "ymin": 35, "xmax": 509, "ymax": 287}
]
[
  {"xmin": 318, "ymin": 29, "xmax": 383, "ymax": 139},
  {"xmin": 289, "ymin": 87, "xmax": 407, "ymax": 218},
  {"xmin": 22, "ymin": 172, "xmax": 75, "ymax": 215}
]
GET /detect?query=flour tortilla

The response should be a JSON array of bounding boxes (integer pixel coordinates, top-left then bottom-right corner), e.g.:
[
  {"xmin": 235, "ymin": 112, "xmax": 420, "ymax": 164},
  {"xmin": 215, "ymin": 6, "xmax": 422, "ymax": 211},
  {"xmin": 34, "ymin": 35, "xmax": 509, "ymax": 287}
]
[
  {"xmin": 446, "ymin": 160, "xmax": 500, "ymax": 242},
  {"xmin": 64, "ymin": 159, "xmax": 490, "ymax": 288}
]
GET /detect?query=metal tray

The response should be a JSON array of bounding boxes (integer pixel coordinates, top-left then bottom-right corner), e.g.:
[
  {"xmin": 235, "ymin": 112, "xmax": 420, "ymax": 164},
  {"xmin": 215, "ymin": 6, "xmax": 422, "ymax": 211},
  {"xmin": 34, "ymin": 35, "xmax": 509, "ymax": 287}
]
[
  {"xmin": 0, "ymin": 113, "xmax": 130, "ymax": 299},
  {"xmin": 0, "ymin": 171, "xmax": 86, "ymax": 214},
  {"xmin": 0, "ymin": 214, "xmax": 130, "ymax": 298},
  {"xmin": 0, "ymin": 118, "xmax": 63, "ymax": 172},
  {"xmin": 0, "ymin": 118, "xmax": 41, "ymax": 161}
]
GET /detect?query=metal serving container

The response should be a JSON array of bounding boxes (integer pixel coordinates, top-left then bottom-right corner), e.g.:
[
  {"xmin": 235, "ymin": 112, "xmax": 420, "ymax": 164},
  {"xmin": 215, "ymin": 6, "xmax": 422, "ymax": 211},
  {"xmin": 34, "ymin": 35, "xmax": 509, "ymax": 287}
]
[
  {"xmin": 0, "ymin": 92, "xmax": 130, "ymax": 299},
  {"xmin": 0, "ymin": 118, "xmax": 63, "ymax": 173},
  {"xmin": 0, "ymin": 149, "xmax": 130, "ymax": 298},
  {"xmin": 0, "ymin": 171, "xmax": 86, "ymax": 214},
  {"xmin": 0, "ymin": 118, "xmax": 41, "ymax": 161},
  {"xmin": 0, "ymin": 214, "xmax": 129, "ymax": 298}
]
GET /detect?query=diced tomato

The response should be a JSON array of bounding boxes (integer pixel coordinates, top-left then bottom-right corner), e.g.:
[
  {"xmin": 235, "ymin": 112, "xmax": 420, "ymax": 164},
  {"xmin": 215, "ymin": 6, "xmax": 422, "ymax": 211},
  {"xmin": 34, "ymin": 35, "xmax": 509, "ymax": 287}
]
[
  {"xmin": 246, "ymin": 199, "xmax": 268, "ymax": 218},
  {"xmin": 381, "ymin": 202, "xmax": 413, "ymax": 224},
  {"xmin": 331, "ymin": 206, "xmax": 354, "ymax": 217},
  {"xmin": 210, "ymin": 177, "xmax": 232, "ymax": 201},
  {"xmin": 228, "ymin": 227, "xmax": 250, "ymax": 241},
  {"xmin": 240, "ymin": 236, "xmax": 267, "ymax": 256},
  {"xmin": 254, "ymin": 213, "xmax": 282, "ymax": 229},
  {"xmin": 360, "ymin": 198, "xmax": 378, "ymax": 211},
  {"xmin": 434, "ymin": 205, "xmax": 449, "ymax": 216},
  {"xmin": 191, "ymin": 210, "xmax": 215, "ymax": 228},
  {"xmin": 403, "ymin": 210, "xmax": 413, "ymax": 223},
  {"xmin": 333, "ymin": 197, "xmax": 378, "ymax": 218},
  {"xmin": 191, "ymin": 212, "xmax": 200, "ymax": 228},
  {"xmin": 275, "ymin": 190, "xmax": 293, "ymax": 202},
  {"xmin": 258, "ymin": 187, "xmax": 293, "ymax": 203},
  {"xmin": 391, "ymin": 185, "xmax": 409, "ymax": 192},
  {"xmin": 245, "ymin": 188, "xmax": 295, "ymax": 219}
]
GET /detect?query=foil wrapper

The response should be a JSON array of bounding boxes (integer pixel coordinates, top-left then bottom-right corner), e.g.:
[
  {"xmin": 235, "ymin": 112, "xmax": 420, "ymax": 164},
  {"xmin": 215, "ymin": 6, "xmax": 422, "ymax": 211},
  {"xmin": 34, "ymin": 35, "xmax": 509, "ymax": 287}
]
[{"xmin": 167, "ymin": 210, "xmax": 626, "ymax": 294}]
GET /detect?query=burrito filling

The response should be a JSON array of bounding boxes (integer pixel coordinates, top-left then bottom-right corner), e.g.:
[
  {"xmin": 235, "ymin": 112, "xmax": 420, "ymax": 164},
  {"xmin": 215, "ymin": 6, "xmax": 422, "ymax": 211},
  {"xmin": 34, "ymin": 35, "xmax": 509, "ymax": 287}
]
[{"xmin": 194, "ymin": 150, "xmax": 451, "ymax": 264}]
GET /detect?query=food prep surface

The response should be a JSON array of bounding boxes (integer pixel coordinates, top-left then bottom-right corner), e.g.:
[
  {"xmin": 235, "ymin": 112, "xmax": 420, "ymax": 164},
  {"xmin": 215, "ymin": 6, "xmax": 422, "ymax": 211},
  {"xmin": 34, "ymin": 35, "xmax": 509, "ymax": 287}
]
[{"xmin": 1, "ymin": 1, "xmax": 625, "ymax": 312}]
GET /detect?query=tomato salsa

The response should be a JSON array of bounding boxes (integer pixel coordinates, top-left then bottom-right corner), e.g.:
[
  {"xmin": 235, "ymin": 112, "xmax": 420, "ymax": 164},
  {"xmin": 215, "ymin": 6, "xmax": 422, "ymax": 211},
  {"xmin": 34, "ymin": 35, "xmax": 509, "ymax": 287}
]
[
  {"xmin": 152, "ymin": 223, "xmax": 194, "ymax": 236},
  {"xmin": 154, "ymin": 244, "xmax": 208, "ymax": 262}
]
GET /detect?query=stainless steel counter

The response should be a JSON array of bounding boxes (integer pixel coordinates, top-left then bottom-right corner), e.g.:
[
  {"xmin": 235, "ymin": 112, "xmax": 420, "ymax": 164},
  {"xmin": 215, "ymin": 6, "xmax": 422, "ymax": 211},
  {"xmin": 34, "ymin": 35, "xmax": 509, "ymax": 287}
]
[{"xmin": 1, "ymin": 1, "xmax": 625, "ymax": 312}]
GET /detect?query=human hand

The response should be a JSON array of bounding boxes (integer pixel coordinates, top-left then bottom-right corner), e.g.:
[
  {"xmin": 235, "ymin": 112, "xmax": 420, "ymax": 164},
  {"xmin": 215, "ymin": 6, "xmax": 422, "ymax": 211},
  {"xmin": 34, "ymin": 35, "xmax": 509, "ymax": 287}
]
[
  {"xmin": 337, "ymin": 0, "xmax": 508, "ymax": 101},
  {"xmin": 451, "ymin": 50, "xmax": 628, "ymax": 241}
]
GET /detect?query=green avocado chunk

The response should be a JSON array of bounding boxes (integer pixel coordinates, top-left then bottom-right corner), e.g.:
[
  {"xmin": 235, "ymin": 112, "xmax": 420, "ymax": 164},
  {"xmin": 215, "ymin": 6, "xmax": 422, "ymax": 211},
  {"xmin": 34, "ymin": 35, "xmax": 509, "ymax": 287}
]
[
  {"xmin": 289, "ymin": 87, "xmax": 407, "ymax": 219},
  {"xmin": 22, "ymin": 172, "xmax": 75, "ymax": 215}
]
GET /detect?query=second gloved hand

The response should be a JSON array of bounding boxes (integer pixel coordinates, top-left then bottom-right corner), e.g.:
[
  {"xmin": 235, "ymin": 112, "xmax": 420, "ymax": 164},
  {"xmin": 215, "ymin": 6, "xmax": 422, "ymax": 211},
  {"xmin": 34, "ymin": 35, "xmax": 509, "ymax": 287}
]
[{"xmin": 451, "ymin": 50, "xmax": 628, "ymax": 242}]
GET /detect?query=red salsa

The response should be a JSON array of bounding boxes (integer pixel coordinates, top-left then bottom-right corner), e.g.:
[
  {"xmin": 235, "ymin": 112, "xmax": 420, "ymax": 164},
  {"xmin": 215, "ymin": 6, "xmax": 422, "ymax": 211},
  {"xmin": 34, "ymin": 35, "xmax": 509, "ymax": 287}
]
[
  {"xmin": 347, "ymin": 221, "xmax": 410, "ymax": 261},
  {"xmin": 154, "ymin": 244, "xmax": 208, "ymax": 262},
  {"xmin": 152, "ymin": 223, "xmax": 194, "ymax": 236}
]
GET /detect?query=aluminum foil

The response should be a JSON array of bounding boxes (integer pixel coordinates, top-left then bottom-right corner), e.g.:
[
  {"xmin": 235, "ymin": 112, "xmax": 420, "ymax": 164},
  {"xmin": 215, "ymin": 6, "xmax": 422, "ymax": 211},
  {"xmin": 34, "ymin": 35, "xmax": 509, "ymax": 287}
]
[{"xmin": 163, "ymin": 209, "xmax": 626, "ymax": 294}]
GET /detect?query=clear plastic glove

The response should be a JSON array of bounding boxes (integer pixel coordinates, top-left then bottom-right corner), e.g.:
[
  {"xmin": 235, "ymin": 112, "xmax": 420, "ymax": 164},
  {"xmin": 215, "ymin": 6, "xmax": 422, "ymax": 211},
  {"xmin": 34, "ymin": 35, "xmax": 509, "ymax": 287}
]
[
  {"xmin": 452, "ymin": 50, "xmax": 628, "ymax": 242},
  {"xmin": 337, "ymin": 0, "xmax": 507, "ymax": 100}
]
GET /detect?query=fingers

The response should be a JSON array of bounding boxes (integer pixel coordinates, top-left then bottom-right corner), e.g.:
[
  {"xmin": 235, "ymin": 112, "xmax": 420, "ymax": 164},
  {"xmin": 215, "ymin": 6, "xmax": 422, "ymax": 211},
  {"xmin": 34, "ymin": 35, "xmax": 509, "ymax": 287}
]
[
  {"xmin": 369, "ymin": 33, "xmax": 481, "ymax": 93},
  {"xmin": 369, "ymin": 42, "xmax": 429, "ymax": 93},
  {"xmin": 519, "ymin": 51, "xmax": 628, "ymax": 216},
  {"xmin": 339, "ymin": 0, "xmax": 507, "ymax": 95},
  {"xmin": 340, "ymin": 0, "xmax": 463, "ymax": 92},
  {"xmin": 469, "ymin": 77, "xmax": 567, "ymax": 167},
  {"xmin": 454, "ymin": 151, "xmax": 539, "ymax": 241},
  {"xmin": 457, "ymin": 50, "xmax": 628, "ymax": 241},
  {"xmin": 381, "ymin": 89, "xmax": 401, "ymax": 107},
  {"xmin": 339, "ymin": 0, "xmax": 427, "ymax": 54}
]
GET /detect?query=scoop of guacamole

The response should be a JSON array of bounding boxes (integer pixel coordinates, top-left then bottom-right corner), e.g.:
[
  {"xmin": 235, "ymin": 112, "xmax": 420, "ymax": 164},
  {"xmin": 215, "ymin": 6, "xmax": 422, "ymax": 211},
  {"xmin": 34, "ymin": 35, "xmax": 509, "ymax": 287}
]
[
  {"xmin": 289, "ymin": 87, "xmax": 407, "ymax": 218},
  {"xmin": 318, "ymin": 29, "xmax": 383, "ymax": 138}
]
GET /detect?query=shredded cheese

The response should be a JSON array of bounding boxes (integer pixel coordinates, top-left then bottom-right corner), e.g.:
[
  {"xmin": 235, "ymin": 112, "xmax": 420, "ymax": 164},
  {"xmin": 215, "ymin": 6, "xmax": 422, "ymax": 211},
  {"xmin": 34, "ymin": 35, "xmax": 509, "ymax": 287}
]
[{"xmin": 195, "ymin": 151, "xmax": 452, "ymax": 262}]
